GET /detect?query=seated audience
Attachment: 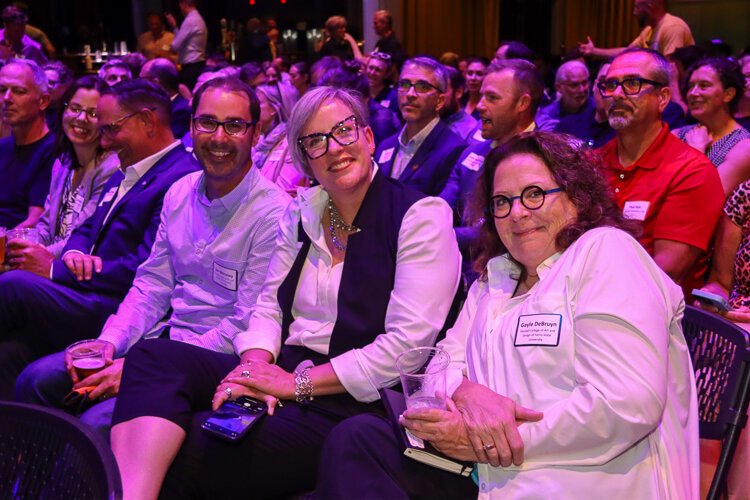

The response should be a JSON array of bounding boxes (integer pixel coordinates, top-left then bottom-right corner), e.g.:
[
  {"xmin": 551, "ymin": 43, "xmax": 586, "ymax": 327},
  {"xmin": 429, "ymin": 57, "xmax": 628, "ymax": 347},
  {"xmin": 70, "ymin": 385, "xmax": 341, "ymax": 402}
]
[
  {"xmin": 272, "ymin": 56, "xmax": 291, "ymax": 83},
  {"xmin": 0, "ymin": 80, "xmax": 199, "ymax": 398},
  {"xmin": 536, "ymin": 60, "xmax": 593, "ymax": 131},
  {"xmin": 461, "ymin": 57, "xmax": 488, "ymax": 119},
  {"xmin": 597, "ymin": 48, "xmax": 724, "ymax": 298},
  {"xmin": 42, "ymin": 61, "xmax": 73, "ymax": 132},
  {"xmin": 12, "ymin": 76, "xmax": 118, "ymax": 259},
  {"xmin": 239, "ymin": 62, "xmax": 265, "ymax": 88},
  {"xmin": 493, "ymin": 40, "xmax": 534, "ymax": 64},
  {"xmin": 440, "ymin": 65, "xmax": 478, "ymax": 142},
  {"xmin": 107, "ymin": 87, "xmax": 460, "ymax": 499},
  {"xmin": 98, "ymin": 60, "xmax": 132, "ymax": 87},
  {"xmin": 556, "ymin": 62, "xmax": 615, "ymax": 148},
  {"xmin": 376, "ymin": 56, "xmax": 467, "ymax": 196},
  {"xmin": 253, "ymin": 81, "xmax": 308, "ymax": 195},
  {"xmin": 15, "ymin": 77, "xmax": 289, "ymax": 438},
  {"xmin": 674, "ymin": 57, "xmax": 750, "ymax": 196},
  {"xmin": 137, "ymin": 12, "xmax": 176, "ymax": 62},
  {"xmin": 319, "ymin": 62, "xmax": 401, "ymax": 148},
  {"xmin": 366, "ymin": 52, "xmax": 400, "ymax": 116},
  {"xmin": 316, "ymin": 132, "xmax": 698, "ymax": 499},
  {"xmin": 140, "ymin": 58, "xmax": 192, "ymax": 139},
  {"xmin": 0, "ymin": 6, "xmax": 46, "ymax": 64},
  {"xmin": 310, "ymin": 56, "xmax": 342, "ymax": 86},
  {"xmin": 289, "ymin": 61, "xmax": 311, "ymax": 96},
  {"xmin": 0, "ymin": 58, "xmax": 56, "ymax": 230}
]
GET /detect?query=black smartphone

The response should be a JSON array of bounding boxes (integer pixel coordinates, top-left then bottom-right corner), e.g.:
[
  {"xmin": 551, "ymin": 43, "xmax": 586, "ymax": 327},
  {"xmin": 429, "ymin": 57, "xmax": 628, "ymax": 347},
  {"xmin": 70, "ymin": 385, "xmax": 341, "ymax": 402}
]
[{"xmin": 201, "ymin": 396, "xmax": 267, "ymax": 441}]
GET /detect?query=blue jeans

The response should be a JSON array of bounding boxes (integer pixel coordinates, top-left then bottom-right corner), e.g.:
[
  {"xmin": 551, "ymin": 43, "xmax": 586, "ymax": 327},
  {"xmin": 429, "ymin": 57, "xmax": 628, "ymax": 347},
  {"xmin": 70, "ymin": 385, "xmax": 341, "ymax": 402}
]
[{"xmin": 15, "ymin": 350, "xmax": 116, "ymax": 443}]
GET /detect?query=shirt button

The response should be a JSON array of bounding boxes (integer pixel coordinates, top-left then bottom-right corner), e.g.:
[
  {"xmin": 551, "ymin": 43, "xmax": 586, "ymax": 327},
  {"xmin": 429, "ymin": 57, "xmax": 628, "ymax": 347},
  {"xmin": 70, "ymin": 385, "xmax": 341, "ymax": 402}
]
[
  {"xmin": 619, "ymin": 173, "xmax": 625, "ymax": 179},
  {"xmin": 481, "ymin": 483, "xmax": 487, "ymax": 491},
  {"xmin": 615, "ymin": 188, "xmax": 620, "ymax": 193}
]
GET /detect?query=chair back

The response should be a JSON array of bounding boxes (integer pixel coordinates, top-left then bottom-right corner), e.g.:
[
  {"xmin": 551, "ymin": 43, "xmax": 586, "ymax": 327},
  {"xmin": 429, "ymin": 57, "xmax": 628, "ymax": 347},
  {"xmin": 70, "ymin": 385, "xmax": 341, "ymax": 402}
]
[
  {"xmin": 0, "ymin": 401, "xmax": 122, "ymax": 500},
  {"xmin": 681, "ymin": 305, "xmax": 750, "ymax": 500}
]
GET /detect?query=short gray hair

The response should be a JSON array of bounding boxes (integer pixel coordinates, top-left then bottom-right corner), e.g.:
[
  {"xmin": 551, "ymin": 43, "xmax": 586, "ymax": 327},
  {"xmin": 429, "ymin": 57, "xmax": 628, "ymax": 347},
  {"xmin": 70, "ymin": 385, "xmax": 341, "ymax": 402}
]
[
  {"xmin": 555, "ymin": 60, "xmax": 589, "ymax": 85},
  {"xmin": 287, "ymin": 86, "xmax": 369, "ymax": 178},
  {"xmin": 256, "ymin": 81, "xmax": 299, "ymax": 123},
  {"xmin": 402, "ymin": 56, "xmax": 448, "ymax": 93},
  {"xmin": 615, "ymin": 48, "xmax": 671, "ymax": 86},
  {"xmin": 4, "ymin": 58, "xmax": 48, "ymax": 93}
]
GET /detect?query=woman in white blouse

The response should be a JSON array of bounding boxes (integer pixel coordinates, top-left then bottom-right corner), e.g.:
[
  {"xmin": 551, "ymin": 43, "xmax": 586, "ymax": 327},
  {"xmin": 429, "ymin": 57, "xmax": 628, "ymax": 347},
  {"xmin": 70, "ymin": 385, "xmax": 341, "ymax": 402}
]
[
  {"xmin": 108, "ymin": 86, "xmax": 461, "ymax": 499},
  {"xmin": 315, "ymin": 132, "xmax": 700, "ymax": 499}
]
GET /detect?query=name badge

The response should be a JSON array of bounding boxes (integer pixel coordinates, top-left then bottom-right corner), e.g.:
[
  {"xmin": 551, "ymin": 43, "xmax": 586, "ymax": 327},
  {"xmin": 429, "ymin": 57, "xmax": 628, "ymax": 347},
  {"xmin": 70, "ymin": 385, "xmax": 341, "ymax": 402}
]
[
  {"xmin": 73, "ymin": 193, "xmax": 86, "ymax": 213},
  {"xmin": 380, "ymin": 99, "xmax": 391, "ymax": 108},
  {"xmin": 99, "ymin": 187, "xmax": 118, "ymax": 206},
  {"xmin": 623, "ymin": 201, "xmax": 650, "ymax": 221},
  {"xmin": 472, "ymin": 129, "xmax": 486, "ymax": 142},
  {"xmin": 514, "ymin": 314, "xmax": 562, "ymax": 347},
  {"xmin": 378, "ymin": 147, "xmax": 395, "ymax": 164},
  {"xmin": 213, "ymin": 261, "xmax": 238, "ymax": 291},
  {"xmin": 461, "ymin": 152, "xmax": 485, "ymax": 172}
]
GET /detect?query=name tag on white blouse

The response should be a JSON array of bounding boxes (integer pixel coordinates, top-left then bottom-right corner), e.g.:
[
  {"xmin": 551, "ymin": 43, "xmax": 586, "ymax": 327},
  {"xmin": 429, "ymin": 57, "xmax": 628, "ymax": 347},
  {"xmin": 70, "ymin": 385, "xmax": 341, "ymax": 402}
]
[
  {"xmin": 213, "ymin": 261, "xmax": 238, "ymax": 291},
  {"xmin": 514, "ymin": 314, "xmax": 562, "ymax": 347},
  {"xmin": 461, "ymin": 152, "xmax": 485, "ymax": 172},
  {"xmin": 380, "ymin": 99, "xmax": 391, "ymax": 108},
  {"xmin": 99, "ymin": 187, "xmax": 118, "ymax": 206},
  {"xmin": 622, "ymin": 201, "xmax": 650, "ymax": 221},
  {"xmin": 378, "ymin": 147, "xmax": 395, "ymax": 164}
]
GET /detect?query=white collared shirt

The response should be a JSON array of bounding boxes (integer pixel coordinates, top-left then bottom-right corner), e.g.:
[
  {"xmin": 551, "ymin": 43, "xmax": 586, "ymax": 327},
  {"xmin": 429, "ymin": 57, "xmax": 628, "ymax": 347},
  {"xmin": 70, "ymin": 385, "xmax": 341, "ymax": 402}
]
[
  {"xmin": 233, "ymin": 166, "xmax": 461, "ymax": 402},
  {"xmin": 171, "ymin": 9, "xmax": 207, "ymax": 65},
  {"xmin": 391, "ymin": 116, "xmax": 440, "ymax": 179},
  {"xmin": 438, "ymin": 227, "xmax": 698, "ymax": 499}
]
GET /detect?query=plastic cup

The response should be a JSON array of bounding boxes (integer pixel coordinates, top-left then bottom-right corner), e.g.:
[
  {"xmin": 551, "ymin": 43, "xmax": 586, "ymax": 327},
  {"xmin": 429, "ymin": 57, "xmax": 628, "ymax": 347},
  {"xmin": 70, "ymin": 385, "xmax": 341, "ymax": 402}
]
[
  {"xmin": 66, "ymin": 339, "xmax": 108, "ymax": 380},
  {"xmin": 395, "ymin": 347, "xmax": 450, "ymax": 410},
  {"xmin": 7, "ymin": 227, "xmax": 40, "ymax": 245}
]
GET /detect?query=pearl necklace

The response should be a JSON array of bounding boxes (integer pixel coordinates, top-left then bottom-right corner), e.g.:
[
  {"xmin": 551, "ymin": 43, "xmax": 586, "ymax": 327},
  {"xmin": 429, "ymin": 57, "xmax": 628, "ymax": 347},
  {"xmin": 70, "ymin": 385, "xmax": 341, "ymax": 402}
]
[{"xmin": 327, "ymin": 198, "xmax": 358, "ymax": 251}]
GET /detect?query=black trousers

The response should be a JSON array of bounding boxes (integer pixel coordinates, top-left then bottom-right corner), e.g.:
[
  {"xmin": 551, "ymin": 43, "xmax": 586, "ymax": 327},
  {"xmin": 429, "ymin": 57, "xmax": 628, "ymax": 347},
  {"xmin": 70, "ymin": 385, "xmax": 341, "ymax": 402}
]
[{"xmin": 113, "ymin": 339, "xmax": 385, "ymax": 499}]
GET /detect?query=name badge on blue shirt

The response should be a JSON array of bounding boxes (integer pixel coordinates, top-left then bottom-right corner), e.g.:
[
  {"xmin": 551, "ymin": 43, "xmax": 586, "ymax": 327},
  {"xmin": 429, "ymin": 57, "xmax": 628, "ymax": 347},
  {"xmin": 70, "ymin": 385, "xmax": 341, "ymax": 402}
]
[
  {"xmin": 213, "ymin": 260, "xmax": 238, "ymax": 291},
  {"xmin": 514, "ymin": 314, "xmax": 562, "ymax": 347}
]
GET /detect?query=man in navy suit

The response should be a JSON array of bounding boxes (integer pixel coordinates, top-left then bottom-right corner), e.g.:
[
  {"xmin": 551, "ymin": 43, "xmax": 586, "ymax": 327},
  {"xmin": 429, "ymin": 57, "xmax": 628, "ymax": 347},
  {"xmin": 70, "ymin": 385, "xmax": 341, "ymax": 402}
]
[
  {"xmin": 0, "ymin": 80, "xmax": 199, "ymax": 398},
  {"xmin": 374, "ymin": 57, "xmax": 466, "ymax": 196}
]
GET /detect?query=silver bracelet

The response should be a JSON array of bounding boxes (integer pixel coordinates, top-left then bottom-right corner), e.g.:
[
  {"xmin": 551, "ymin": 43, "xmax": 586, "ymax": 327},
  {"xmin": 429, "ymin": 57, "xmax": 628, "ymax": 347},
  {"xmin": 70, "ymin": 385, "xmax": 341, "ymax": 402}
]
[{"xmin": 294, "ymin": 366, "xmax": 314, "ymax": 405}]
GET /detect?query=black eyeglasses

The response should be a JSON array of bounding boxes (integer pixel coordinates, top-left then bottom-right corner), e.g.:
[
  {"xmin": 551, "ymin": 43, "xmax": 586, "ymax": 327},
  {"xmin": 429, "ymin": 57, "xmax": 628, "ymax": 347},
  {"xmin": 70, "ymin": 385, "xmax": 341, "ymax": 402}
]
[
  {"xmin": 396, "ymin": 79, "xmax": 444, "ymax": 94},
  {"xmin": 192, "ymin": 116, "xmax": 255, "ymax": 137},
  {"xmin": 65, "ymin": 102, "xmax": 97, "ymax": 120},
  {"xmin": 371, "ymin": 52, "xmax": 391, "ymax": 61},
  {"xmin": 99, "ymin": 108, "xmax": 154, "ymax": 138},
  {"xmin": 489, "ymin": 185, "xmax": 563, "ymax": 219},
  {"xmin": 597, "ymin": 77, "xmax": 666, "ymax": 97},
  {"xmin": 297, "ymin": 115, "xmax": 359, "ymax": 160}
]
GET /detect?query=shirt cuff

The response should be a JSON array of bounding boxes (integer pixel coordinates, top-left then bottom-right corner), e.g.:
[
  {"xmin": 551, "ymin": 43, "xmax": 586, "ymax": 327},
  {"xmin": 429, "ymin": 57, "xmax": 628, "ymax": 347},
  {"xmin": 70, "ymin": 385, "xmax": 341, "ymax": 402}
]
[
  {"xmin": 232, "ymin": 330, "xmax": 281, "ymax": 361},
  {"xmin": 445, "ymin": 366, "xmax": 464, "ymax": 399},
  {"xmin": 329, "ymin": 349, "xmax": 380, "ymax": 403}
]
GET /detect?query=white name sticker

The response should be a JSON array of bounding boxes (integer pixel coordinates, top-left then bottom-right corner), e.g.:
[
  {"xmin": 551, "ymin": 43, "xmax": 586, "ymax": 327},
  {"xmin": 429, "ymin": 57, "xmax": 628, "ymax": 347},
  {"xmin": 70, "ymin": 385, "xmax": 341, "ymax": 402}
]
[
  {"xmin": 472, "ymin": 128, "xmax": 486, "ymax": 142},
  {"xmin": 514, "ymin": 314, "xmax": 562, "ymax": 347},
  {"xmin": 73, "ymin": 193, "xmax": 86, "ymax": 213},
  {"xmin": 461, "ymin": 152, "xmax": 485, "ymax": 172},
  {"xmin": 213, "ymin": 261, "xmax": 239, "ymax": 291},
  {"xmin": 623, "ymin": 201, "xmax": 650, "ymax": 221},
  {"xmin": 378, "ymin": 147, "xmax": 395, "ymax": 164},
  {"xmin": 99, "ymin": 187, "xmax": 118, "ymax": 206},
  {"xmin": 380, "ymin": 99, "xmax": 391, "ymax": 108}
]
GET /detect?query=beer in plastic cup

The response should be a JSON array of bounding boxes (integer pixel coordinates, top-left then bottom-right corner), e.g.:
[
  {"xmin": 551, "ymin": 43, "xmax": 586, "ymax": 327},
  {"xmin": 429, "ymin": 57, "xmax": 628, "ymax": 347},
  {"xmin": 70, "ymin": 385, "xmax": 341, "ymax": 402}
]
[{"xmin": 66, "ymin": 339, "xmax": 108, "ymax": 380}]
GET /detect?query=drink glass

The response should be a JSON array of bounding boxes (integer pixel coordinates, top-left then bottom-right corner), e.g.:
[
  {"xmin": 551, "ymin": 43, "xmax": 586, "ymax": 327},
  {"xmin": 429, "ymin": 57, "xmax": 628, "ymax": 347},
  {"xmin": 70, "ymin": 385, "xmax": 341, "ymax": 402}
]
[
  {"xmin": 66, "ymin": 339, "xmax": 108, "ymax": 380},
  {"xmin": 7, "ymin": 227, "xmax": 40, "ymax": 245},
  {"xmin": 0, "ymin": 227, "xmax": 6, "ymax": 264},
  {"xmin": 395, "ymin": 347, "xmax": 450, "ymax": 410}
]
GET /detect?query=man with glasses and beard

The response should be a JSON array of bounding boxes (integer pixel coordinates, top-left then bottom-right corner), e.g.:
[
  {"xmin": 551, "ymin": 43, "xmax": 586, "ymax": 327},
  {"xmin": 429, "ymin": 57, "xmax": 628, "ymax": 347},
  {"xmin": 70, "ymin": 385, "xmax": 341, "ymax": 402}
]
[
  {"xmin": 0, "ymin": 80, "xmax": 198, "ymax": 397},
  {"xmin": 597, "ymin": 48, "xmax": 723, "ymax": 299},
  {"xmin": 15, "ymin": 78, "xmax": 288, "ymax": 438},
  {"xmin": 375, "ymin": 56, "xmax": 466, "ymax": 196}
]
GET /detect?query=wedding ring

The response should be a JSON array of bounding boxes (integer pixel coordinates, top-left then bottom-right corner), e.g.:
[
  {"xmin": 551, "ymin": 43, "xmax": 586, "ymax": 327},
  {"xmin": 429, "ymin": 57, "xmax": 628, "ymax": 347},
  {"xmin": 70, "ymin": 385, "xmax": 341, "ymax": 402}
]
[
  {"xmin": 224, "ymin": 387, "xmax": 232, "ymax": 399},
  {"xmin": 483, "ymin": 443, "xmax": 496, "ymax": 451},
  {"xmin": 241, "ymin": 370, "xmax": 251, "ymax": 378}
]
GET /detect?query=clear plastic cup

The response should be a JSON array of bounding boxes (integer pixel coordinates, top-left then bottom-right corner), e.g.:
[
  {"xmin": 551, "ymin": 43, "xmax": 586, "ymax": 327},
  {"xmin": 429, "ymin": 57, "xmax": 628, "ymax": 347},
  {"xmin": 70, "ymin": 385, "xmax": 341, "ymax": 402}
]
[{"xmin": 395, "ymin": 347, "xmax": 450, "ymax": 410}]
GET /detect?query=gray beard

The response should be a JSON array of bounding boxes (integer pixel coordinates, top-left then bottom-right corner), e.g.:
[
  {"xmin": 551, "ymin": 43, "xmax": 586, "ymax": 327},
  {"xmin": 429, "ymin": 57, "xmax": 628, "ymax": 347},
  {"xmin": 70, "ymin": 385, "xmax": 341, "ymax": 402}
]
[{"xmin": 608, "ymin": 115, "xmax": 632, "ymax": 130}]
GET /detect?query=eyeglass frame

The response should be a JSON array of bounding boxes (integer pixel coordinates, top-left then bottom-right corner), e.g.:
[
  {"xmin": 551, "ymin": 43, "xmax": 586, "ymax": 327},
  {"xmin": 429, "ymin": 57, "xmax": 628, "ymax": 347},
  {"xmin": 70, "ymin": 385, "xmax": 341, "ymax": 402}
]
[
  {"xmin": 396, "ymin": 79, "xmax": 444, "ymax": 95},
  {"xmin": 370, "ymin": 52, "xmax": 392, "ymax": 61},
  {"xmin": 488, "ymin": 185, "xmax": 564, "ymax": 219},
  {"xmin": 297, "ymin": 115, "xmax": 360, "ymax": 160},
  {"xmin": 64, "ymin": 102, "xmax": 98, "ymax": 120},
  {"xmin": 596, "ymin": 77, "xmax": 667, "ymax": 97},
  {"xmin": 191, "ymin": 115, "xmax": 256, "ymax": 137},
  {"xmin": 99, "ymin": 107, "xmax": 155, "ymax": 137}
]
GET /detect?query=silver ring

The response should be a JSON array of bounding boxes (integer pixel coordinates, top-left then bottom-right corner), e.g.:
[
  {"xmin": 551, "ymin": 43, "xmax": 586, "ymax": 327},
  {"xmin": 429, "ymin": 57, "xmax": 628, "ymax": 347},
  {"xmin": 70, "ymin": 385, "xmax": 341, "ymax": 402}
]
[
  {"xmin": 241, "ymin": 370, "xmax": 251, "ymax": 378},
  {"xmin": 483, "ymin": 443, "xmax": 496, "ymax": 451},
  {"xmin": 224, "ymin": 387, "xmax": 232, "ymax": 399}
]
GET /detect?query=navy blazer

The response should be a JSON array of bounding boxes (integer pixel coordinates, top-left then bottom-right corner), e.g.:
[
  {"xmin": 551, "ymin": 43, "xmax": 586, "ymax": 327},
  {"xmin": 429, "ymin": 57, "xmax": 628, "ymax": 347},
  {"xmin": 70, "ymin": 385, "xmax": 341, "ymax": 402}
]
[
  {"xmin": 375, "ymin": 120, "xmax": 467, "ymax": 196},
  {"xmin": 52, "ymin": 144, "xmax": 200, "ymax": 297},
  {"xmin": 171, "ymin": 95, "xmax": 192, "ymax": 140}
]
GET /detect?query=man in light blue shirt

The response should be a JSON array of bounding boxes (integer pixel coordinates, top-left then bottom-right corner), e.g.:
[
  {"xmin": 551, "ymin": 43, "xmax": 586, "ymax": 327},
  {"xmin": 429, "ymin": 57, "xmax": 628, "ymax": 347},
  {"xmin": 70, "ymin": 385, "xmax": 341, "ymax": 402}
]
[
  {"xmin": 16, "ymin": 77, "xmax": 291, "ymax": 439},
  {"xmin": 166, "ymin": 0, "xmax": 207, "ymax": 89}
]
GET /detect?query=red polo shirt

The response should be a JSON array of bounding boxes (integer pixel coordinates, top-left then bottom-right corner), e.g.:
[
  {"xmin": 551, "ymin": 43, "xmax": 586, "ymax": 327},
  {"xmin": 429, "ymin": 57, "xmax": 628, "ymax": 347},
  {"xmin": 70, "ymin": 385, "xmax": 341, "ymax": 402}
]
[{"xmin": 597, "ymin": 123, "xmax": 724, "ymax": 295}]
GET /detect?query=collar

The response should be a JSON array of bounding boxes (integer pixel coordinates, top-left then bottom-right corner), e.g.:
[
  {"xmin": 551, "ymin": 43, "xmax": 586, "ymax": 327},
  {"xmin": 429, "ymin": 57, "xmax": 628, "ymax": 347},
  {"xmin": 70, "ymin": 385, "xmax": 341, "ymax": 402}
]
[
  {"xmin": 486, "ymin": 250, "xmax": 561, "ymax": 295},
  {"xmin": 121, "ymin": 140, "xmax": 181, "ymax": 180},
  {"xmin": 196, "ymin": 164, "xmax": 259, "ymax": 212},
  {"xmin": 491, "ymin": 121, "xmax": 536, "ymax": 149},
  {"xmin": 398, "ymin": 116, "xmax": 440, "ymax": 149},
  {"xmin": 610, "ymin": 122, "xmax": 670, "ymax": 171}
]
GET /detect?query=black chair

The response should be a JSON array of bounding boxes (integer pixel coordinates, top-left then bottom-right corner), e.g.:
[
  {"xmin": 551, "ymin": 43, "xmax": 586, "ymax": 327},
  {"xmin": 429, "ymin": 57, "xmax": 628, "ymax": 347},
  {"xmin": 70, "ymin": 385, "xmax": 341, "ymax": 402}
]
[
  {"xmin": 682, "ymin": 305, "xmax": 750, "ymax": 500},
  {"xmin": 0, "ymin": 401, "xmax": 122, "ymax": 500}
]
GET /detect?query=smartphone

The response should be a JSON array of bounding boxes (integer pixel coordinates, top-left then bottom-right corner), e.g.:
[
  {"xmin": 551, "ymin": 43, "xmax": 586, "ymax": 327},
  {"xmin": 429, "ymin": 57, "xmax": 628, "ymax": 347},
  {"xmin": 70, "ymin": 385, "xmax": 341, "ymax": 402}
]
[
  {"xmin": 692, "ymin": 289, "xmax": 730, "ymax": 312},
  {"xmin": 201, "ymin": 396, "xmax": 267, "ymax": 441}
]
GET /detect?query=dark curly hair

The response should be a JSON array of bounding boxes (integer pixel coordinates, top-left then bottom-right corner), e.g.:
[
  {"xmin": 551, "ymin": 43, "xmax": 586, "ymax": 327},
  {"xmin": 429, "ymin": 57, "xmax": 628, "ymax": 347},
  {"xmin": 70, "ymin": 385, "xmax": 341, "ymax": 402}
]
[
  {"xmin": 470, "ymin": 131, "xmax": 639, "ymax": 278},
  {"xmin": 55, "ymin": 75, "xmax": 108, "ymax": 170},
  {"xmin": 682, "ymin": 57, "xmax": 745, "ymax": 115}
]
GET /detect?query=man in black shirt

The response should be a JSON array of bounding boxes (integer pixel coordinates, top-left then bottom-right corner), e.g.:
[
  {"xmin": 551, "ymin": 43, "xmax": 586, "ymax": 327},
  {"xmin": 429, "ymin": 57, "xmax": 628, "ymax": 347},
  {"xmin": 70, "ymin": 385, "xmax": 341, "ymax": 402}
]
[
  {"xmin": 373, "ymin": 10, "xmax": 406, "ymax": 70},
  {"xmin": 0, "ymin": 58, "xmax": 55, "ymax": 229}
]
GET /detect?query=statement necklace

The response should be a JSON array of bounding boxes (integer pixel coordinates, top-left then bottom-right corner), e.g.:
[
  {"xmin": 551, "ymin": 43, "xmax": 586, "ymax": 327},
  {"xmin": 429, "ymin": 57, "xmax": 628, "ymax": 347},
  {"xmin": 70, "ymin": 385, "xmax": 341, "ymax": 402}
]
[{"xmin": 327, "ymin": 198, "xmax": 359, "ymax": 251}]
